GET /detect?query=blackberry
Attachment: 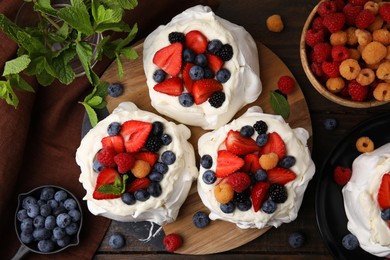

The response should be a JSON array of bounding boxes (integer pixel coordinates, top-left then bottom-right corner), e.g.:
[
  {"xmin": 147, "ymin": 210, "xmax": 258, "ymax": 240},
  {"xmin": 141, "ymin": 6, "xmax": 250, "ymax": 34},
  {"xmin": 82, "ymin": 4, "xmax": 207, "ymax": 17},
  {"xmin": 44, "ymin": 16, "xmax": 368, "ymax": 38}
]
[
  {"xmin": 253, "ymin": 120, "xmax": 268, "ymax": 135},
  {"xmin": 233, "ymin": 191, "xmax": 250, "ymax": 204},
  {"xmin": 208, "ymin": 91, "xmax": 225, "ymax": 108},
  {"xmin": 151, "ymin": 121, "xmax": 164, "ymax": 136},
  {"xmin": 216, "ymin": 44, "xmax": 233, "ymax": 61},
  {"xmin": 269, "ymin": 184, "xmax": 287, "ymax": 203},
  {"xmin": 168, "ymin": 32, "xmax": 185, "ymax": 44},
  {"xmin": 145, "ymin": 135, "xmax": 163, "ymax": 152}
]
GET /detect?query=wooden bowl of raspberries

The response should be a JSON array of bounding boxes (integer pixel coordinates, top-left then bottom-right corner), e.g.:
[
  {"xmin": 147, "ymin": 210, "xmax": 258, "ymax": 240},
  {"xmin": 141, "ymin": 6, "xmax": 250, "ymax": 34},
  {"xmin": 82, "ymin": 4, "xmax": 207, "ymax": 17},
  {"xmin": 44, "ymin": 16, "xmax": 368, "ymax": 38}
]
[{"xmin": 300, "ymin": 0, "xmax": 390, "ymax": 108}]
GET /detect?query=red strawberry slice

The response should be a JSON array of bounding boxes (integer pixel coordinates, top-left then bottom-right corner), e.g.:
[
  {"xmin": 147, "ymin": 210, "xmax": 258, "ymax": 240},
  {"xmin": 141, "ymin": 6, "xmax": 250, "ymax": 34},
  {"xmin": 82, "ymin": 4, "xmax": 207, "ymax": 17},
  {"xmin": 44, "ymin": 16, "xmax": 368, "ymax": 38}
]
[
  {"xmin": 251, "ymin": 181, "xmax": 270, "ymax": 212},
  {"xmin": 120, "ymin": 120, "xmax": 152, "ymax": 153},
  {"xmin": 216, "ymin": 150, "xmax": 245, "ymax": 178},
  {"xmin": 206, "ymin": 54, "xmax": 223, "ymax": 74},
  {"xmin": 267, "ymin": 167, "xmax": 296, "ymax": 185},
  {"xmin": 114, "ymin": 153, "xmax": 135, "ymax": 174},
  {"xmin": 127, "ymin": 177, "xmax": 151, "ymax": 193},
  {"xmin": 225, "ymin": 130, "xmax": 261, "ymax": 156},
  {"xmin": 182, "ymin": 63, "xmax": 194, "ymax": 92},
  {"xmin": 261, "ymin": 132, "xmax": 286, "ymax": 159},
  {"xmin": 378, "ymin": 173, "xmax": 390, "ymax": 209},
  {"xmin": 134, "ymin": 151, "xmax": 159, "ymax": 167},
  {"xmin": 225, "ymin": 172, "xmax": 251, "ymax": 193},
  {"xmin": 192, "ymin": 79, "xmax": 223, "ymax": 105},
  {"xmin": 93, "ymin": 168, "xmax": 122, "ymax": 200},
  {"xmin": 242, "ymin": 153, "xmax": 262, "ymax": 173},
  {"xmin": 153, "ymin": 77, "xmax": 184, "ymax": 96},
  {"xmin": 153, "ymin": 42, "xmax": 183, "ymax": 76},
  {"xmin": 101, "ymin": 135, "xmax": 125, "ymax": 154},
  {"xmin": 185, "ymin": 30, "xmax": 207, "ymax": 54}
]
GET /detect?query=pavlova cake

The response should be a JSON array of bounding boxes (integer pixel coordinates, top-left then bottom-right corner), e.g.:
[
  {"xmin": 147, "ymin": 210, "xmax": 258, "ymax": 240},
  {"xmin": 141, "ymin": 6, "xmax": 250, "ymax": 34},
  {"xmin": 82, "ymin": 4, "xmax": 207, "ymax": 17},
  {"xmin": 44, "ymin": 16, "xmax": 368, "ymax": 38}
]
[
  {"xmin": 143, "ymin": 5, "xmax": 262, "ymax": 130},
  {"xmin": 342, "ymin": 143, "xmax": 390, "ymax": 257},
  {"xmin": 197, "ymin": 106, "xmax": 315, "ymax": 229},
  {"xmin": 76, "ymin": 102, "xmax": 197, "ymax": 225}
]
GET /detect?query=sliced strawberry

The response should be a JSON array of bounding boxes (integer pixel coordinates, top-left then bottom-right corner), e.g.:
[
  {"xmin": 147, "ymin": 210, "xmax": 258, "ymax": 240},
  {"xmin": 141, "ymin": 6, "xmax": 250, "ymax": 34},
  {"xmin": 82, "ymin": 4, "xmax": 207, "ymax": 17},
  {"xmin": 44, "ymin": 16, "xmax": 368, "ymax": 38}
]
[
  {"xmin": 261, "ymin": 132, "xmax": 286, "ymax": 159},
  {"xmin": 185, "ymin": 30, "xmax": 208, "ymax": 54},
  {"xmin": 225, "ymin": 130, "xmax": 261, "ymax": 156},
  {"xmin": 225, "ymin": 172, "xmax": 251, "ymax": 193},
  {"xmin": 216, "ymin": 150, "xmax": 245, "ymax": 178},
  {"xmin": 192, "ymin": 79, "xmax": 223, "ymax": 105},
  {"xmin": 120, "ymin": 120, "xmax": 152, "ymax": 153},
  {"xmin": 378, "ymin": 173, "xmax": 390, "ymax": 209},
  {"xmin": 134, "ymin": 151, "xmax": 159, "ymax": 167},
  {"xmin": 251, "ymin": 181, "xmax": 270, "ymax": 212},
  {"xmin": 267, "ymin": 167, "xmax": 296, "ymax": 185},
  {"xmin": 206, "ymin": 54, "xmax": 223, "ymax": 74},
  {"xmin": 182, "ymin": 63, "xmax": 194, "ymax": 92},
  {"xmin": 153, "ymin": 42, "xmax": 183, "ymax": 76},
  {"xmin": 93, "ymin": 168, "xmax": 122, "ymax": 200},
  {"xmin": 242, "ymin": 153, "xmax": 262, "ymax": 173},
  {"xmin": 101, "ymin": 135, "xmax": 125, "ymax": 154},
  {"xmin": 153, "ymin": 77, "xmax": 183, "ymax": 96},
  {"xmin": 127, "ymin": 177, "xmax": 151, "ymax": 193}
]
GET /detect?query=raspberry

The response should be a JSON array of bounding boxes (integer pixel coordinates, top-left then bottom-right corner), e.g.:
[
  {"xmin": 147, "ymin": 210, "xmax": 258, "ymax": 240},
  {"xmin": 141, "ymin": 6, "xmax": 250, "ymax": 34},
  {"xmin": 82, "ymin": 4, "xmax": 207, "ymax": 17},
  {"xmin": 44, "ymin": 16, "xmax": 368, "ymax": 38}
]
[
  {"xmin": 333, "ymin": 166, "xmax": 352, "ymax": 186},
  {"xmin": 348, "ymin": 0, "xmax": 368, "ymax": 6},
  {"xmin": 163, "ymin": 233, "xmax": 183, "ymax": 252},
  {"xmin": 277, "ymin": 75, "xmax": 295, "ymax": 94},
  {"xmin": 312, "ymin": 42, "xmax": 331, "ymax": 63},
  {"xmin": 379, "ymin": 3, "xmax": 390, "ymax": 23},
  {"xmin": 311, "ymin": 62, "xmax": 324, "ymax": 77},
  {"xmin": 333, "ymin": 0, "xmax": 346, "ymax": 11},
  {"xmin": 348, "ymin": 80, "xmax": 369, "ymax": 101},
  {"xmin": 355, "ymin": 9, "xmax": 375, "ymax": 29},
  {"xmin": 317, "ymin": 0, "xmax": 337, "ymax": 17},
  {"xmin": 331, "ymin": 45, "xmax": 350, "ymax": 62},
  {"xmin": 322, "ymin": 61, "xmax": 340, "ymax": 78},
  {"xmin": 305, "ymin": 29, "xmax": 325, "ymax": 47},
  {"xmin": 96, "ymin": 148, "xmax": 117, "ymax": 167},
  {"xmin": 114, "ymin": 153, "xmax": 135, "ymax": 174},
  {"xmin": 311, "ymin": 16, "xmax": 326, "ymax": 31},
  {"xmin": 323, "ymin": 13, "xmax": 346, "ymax": 33},
  {"xmin": 225, "ymin": 172, "xmax": 251, "ymax": 193},
  {"xmin": 343, "ymin": 3, "xmax": 362, "ymax": 25}
]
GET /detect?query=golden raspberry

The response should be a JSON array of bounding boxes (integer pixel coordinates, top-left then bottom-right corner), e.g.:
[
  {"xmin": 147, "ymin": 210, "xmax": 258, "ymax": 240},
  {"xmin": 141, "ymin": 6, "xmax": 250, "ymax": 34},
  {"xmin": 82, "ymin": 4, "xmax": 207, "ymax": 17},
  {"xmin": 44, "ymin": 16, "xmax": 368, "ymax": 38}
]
[
  {"xmin": 339, "ymin": 59, "xmax": 361, "ymax": 80},
  {"xmin": 372, "ymin": 29, "xmax": 390, "ymax": 45},
  {"xmin": 362, "ymin": 41, "xmax": 387, "ymax": 64},
  {"xmin": 266, "ymin": 14, "xmax": 284, "ymax": 32},
  {"xmin": 355, "ymin": 29, "xmax": 372, "ymax": 46},
  {"xmin": 131, "ymin": 160, "xmax": 151, "ymax": 178},
  {"xmin": 346, "ymin": 27, "xmax": 358, "ymax": 45},
  {"xmin": 330, "ymin": 31, "xmax": 347, "ymax": 46},
  {"xmin": 385, "ymin": 45, "xmax": 390, "ymax": 60},
  {"xmin": 356, "ymin": 136, "xmax": 374, "ymax": 153},
  {"xmin": 349, "ymin": 48, "xmax": 361, "ymax": 60},
  {"xmin": 373, "ymin": 82, "xmax": 390, "ymax": 101},
  {"xmin": 376, "ymin": 61, "xmax": 390, "ymax": 80},
  {"xmin": 259, "ymin": 152, "xmax": 279, "ymax": 170},
  {"xmin": 364, "ymin": 1, "xmax": 379, "ymax": 15},
  {"xmin": 214, "ymin": 183, "xmax": 234, "ymax": 204},
  {"xmin": 326, "ymin": 77, "xmax": 345, "ymax": 93},
  {"xmin": 356, "ymin": 68, "xmax": 375, "ymax": 86},
  {"xmin": 368, "ymin": 16, "xmax": 384, "ymax": 32},
  {"xmin": 366, "ymin": 61, "xmax": 383, "ymax": 70}
]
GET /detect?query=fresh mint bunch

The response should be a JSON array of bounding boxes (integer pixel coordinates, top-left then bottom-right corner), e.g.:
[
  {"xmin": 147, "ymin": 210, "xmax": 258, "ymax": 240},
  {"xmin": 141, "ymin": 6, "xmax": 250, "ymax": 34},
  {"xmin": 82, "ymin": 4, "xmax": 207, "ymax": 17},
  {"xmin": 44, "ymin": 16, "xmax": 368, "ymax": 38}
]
[{"xmin": 0, "ymin": 0, "xmax": 138, "ymax": 126}]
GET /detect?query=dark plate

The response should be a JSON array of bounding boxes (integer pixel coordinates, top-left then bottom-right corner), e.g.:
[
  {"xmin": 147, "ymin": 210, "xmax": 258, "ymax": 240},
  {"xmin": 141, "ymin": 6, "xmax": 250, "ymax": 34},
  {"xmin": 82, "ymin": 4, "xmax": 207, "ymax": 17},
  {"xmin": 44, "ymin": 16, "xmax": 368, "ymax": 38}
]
[{"xmin": 315, "ymin": 113, "xmax": 390, "ymax": 260}]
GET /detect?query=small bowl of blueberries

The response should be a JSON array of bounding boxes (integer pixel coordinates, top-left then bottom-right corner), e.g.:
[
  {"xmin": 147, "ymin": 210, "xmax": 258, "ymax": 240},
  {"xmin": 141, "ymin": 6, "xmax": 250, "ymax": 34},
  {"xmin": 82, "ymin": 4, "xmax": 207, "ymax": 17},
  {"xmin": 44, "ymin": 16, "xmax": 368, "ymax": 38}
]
[{"xmin": 13, "ymin": 185, "xmax": 82, "ymax": 258}]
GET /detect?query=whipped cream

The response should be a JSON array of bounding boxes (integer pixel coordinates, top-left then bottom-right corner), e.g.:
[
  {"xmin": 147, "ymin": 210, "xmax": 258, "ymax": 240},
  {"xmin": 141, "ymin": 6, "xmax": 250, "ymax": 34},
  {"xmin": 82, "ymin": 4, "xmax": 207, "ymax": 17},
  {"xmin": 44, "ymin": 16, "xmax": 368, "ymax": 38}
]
[
  {"xmin": 76, "ymin": 102, "xmax": 197, "ymax": 225},
  {"xmin": 342, "ymin": 143, "xmax": 390, "ymax": 257},
  {"xmin": 197, "ymin": 106, "xmax": 315, "ymax": 229},
  {"xmin": 143, "ymin": 5, "xmax": 262, "ymax": 130}
]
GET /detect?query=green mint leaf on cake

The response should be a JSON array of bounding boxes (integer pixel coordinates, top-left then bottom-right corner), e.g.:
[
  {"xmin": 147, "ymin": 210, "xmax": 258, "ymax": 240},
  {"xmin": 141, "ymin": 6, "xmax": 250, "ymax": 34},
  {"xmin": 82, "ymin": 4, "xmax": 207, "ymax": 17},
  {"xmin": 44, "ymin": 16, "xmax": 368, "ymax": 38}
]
[
  {"xmin": 97, "ymin": 175, "xmax": 126, "ymax": 195},
  {"xmin": 2, "ymin": 55, "xmax": 31, "ymax": 76},
  {"xmin": 270, "ymin": 90, "xmax": 290, "ymax": 119}
]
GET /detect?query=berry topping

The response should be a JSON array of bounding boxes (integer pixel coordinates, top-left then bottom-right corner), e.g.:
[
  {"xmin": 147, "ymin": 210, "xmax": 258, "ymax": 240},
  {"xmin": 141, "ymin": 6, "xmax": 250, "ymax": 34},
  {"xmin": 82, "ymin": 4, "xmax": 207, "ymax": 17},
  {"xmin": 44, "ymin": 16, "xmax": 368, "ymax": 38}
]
[
  {"xmin": 240, "ymin": 125, "xmax": 255, "ymax": 138},
  {"xmin": 206, "ymin": 54, "xmax": 223, "ymax": 73},
  {"xmin": 151, "ymin": 121, "xmax": 164, "ymax": 136},
  {"xmin": 97, "ymin": 147, "xmax": 117, "ymax": 167},
  {"xmin": 342, "ymin": 233, "xmax": 359, "ymax": 250},
  {"xmin": 192, "ymin": 79, "xmax": 223, "ymax": 105},
  {"xmin": 109, "ymin": 233, "xmax": 125, "ymax": 249},
  {"xmin": 179, "ymin": 93, "xmax": 195, "ymax": 107},
  {"xmin": 262, "ymin": 199, "xmax": 277, "ymax": 214},
  {"xmin": 207, "ymin": 39, "xmax": 223, "ymax": 53},
  {"xmin": 114, "ymin": 153, "xmax": 135, "ymax": 174},
  {"xmin": 200, "ymin": 154, "xmax": 213, "ymax": 169},
  {"xmin": 147, "ymin": 182, "xmax": 162, "ymax": 197},
  {"xmin": 185, "ymin": 30, "xmax": 208, "ymax": 54},
  {"xmin": 214, "ymin": 183, "xmax": 234, "ymax": 204},
  {"xmin": 149, "ymin": 171, "xmax": 163, "ymax": 182},
  {"xmin": 225, "ymin": 130, "xmax": 260, "ymax": 156},
  {"xmin": 163, "ymin": 233, "xmax": 183, "ymax": 252},
  {"xmin": 161, "ymin": 150, "xmax": 176, "ymax": 165},
  {"xmin": 251, "ymin": 181, "xmax": 270, "ymax": 212},
  {"xmin": 378, "ymin": 173, "xmax": 390, "ymax": 209},
  {"xmin": 279, "ymin": 155, "xmax": 296, "ymax": 168},
  {"xmin": 153, "ymin": 42, "xmax": 183, "ymax": 77},
  {"xmin": 192, "ymin": 211, "xmax": 210, "ymax": 228},
  {"xmin": 225, "ymin": 172, "xmax": 251, "ymax": 193},
  {"xmin": 145, "ymin": 135, "xmax": 163, "ymax": 152},
  {"xmin": 242, "ymin": 153, "xmax": 262, "ymax": 173},
  {"xmin": 237, "ymin": 198, "xmax": 252, "ymax": 211},
  {"xmin": 253, "ymin": 120, "xmax": 268, "ymax": 135},
  {"xmin": 127, "ymin": 177, "xmax": 151, "ymax": 193},
  {"xmin": 153, "ymin": 162, "xmax": 169, "ymax": 174},
  {"xmin": 134, "ymin": 151, "xmax": 159, "ymax": 167},
  {"xmin": 216, "ymin": 68, "xmax": 231, "ymax": 83},
  {"xmin": 208, "ymin": 91, "xmax": 225, "ymax": 108},
  {"xmin": 189, "ymin": 65, "xmax": 205, "ymax": 80},
  {"xmin": 182, "ymin": 63, "xmax": 194, "ymax": 92},
  {"xmin": 333, "ymin": 166, "xmax": 352, "ymax": 186},
  {"xmin": 101, "ymin": 135, "xmax": 125, "ymax": 154},
  {"xmin": 202, "ymin": 170, "xmax": 217, "ymax": 185},
  {"xmin": 288, "ymin": 232, "xmax": 306, "ymax": 248},
  {"xmin": 153, "ymin": 77, "xmax": 184, "ymax": 96},
  {"xmin": 194, "ymin": 53, "xmax": 208, "ymax": 67},
  {"xmin": 107, "ymin": 122, "xmax": 121, "ymax": 136},
  {"xmin": 121, "ymin": 192, "xmax": 135, "ymax": 205},
  {"xmin": 259, "ymin": 152, "xmax": 279, "ymax": 170},
  {"xmin": 277, "ymin": 75, "xmax": 295, "ymax": 95},
  {"xmin": 134, "ymin": 189, "xmax": 150, "ymax": 201},
  {"xmin": 120, "ymin": 120, "xmax": 152, "ymax": 153},
  {"xmin": 131, "ymin": 160, "xmax": 151, "ymax": 178},
  {"xmin": 108, "ymin": 83, "xmax": 123, "ymax": 97},
  {"xmin": 161, "ymin": 133, "xmax": 172, "ymax": 145},
  {"xmin": 93, "ymin": 168, "xmax": 122, "ymax": 200},
  {"xmin": 215, "ymin": 150, "xmax": 244, "ymax": 178},
  {"xmin": 216, "ymin": 44, "xmax": 233, "ymax": 61},
  {"xmin": 168, "ymin": 32, "xmax": 185, "ymax": 44},
  {"xmin": 269, "ymin": 183, "xmax": 288, "ymax": 203},
  {"xmin": 267, "ymin": 167, "xmax": 296, "ymax": 185},
  {"xmin": 261, "ymin": 132, "xmax": 286, "ymax": 159},
  {"xmin": 254, "ymin": 169, "xmax": 268, "ymax": 182},
  {"xmin": 381, "ymin": 208, "xmax": 390, "ymax": 221},
  {"xmin": 220, "ymin": 201, "xmax": 235, "ymax": 213},
  {"xmin": 153, "ymin": 69, "xmax": 166, "ymax": 83}
]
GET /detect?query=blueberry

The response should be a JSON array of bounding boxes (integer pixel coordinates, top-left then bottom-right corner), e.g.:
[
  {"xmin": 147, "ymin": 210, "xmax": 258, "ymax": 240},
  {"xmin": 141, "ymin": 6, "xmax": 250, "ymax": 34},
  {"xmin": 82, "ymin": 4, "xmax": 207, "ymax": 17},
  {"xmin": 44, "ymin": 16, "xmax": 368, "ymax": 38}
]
[
  {"xmin": 53, "ymin": 206, "xmax": 67, "ymax": 217},
  {"xmin": 107, "ymin": 122, "xmax": 121, "ymax": 136},
  {"xmin": 194, "ymin": 54, "xmax": 208, "ymax": 67},
  {"xmin": 324, "ymin": 118, "xmax": 338, "ymax": 130},
  {"xmin": 37, "ymin": 199, "xmax": 47, "ymax": 206},
  {"xmin": 216, "ymin": 69, "xmax": 231, "ymax": 83},
  {"xmin": 149, "ymin": 171, "xmax": 164, "ymax": 182},
  {"xmin": 152, "ymin": 121, "xmax": 164, "ymax": 136},
  {"xmin": 153, "ymin": 69, "xmax": 166, "ymax": 83},
  {"xmin": 288, "ymin": 231, "xmax": 306, "ymax": 248},
  {"xmin": 189, "ymin": 65, "xmax": 204, "ymax": 80},
  {"xmin": 262, "ymin": 199, "xmax": 277, "ymax": 214},
  {"xmin": 53, "ymin": 226, "xmax": 66, "ymax": 240},
  {"xmin": 153, "ymin": 162, "xmax": 169, "ymax": 174},
  {"xmin": 161, "ymin": 134, "xmax": 172, "ymax": 146},
  {"xmin": 256, "ymin": 133, "xmax": 268, "ymax": 146},
  {"xmin": 192, "ymin": 211, "xmax": 210, "ymax": 228},
  {"xmin": 26, "ymin": 203, "xmax": 40, "ymax": 218},
  {"xmin": 202, "ymin": 170, "xmax": 216, "ymax": 185},
  {"xmin": 54, "ymin": 190, "xmax": 68, "ymax": 202},
  {"xmin": 33, "ymin": 215, "xmax": 45, "ymax": 229},
  {"xmin": 200, "ymin": 154, "xmax": 213, "ymax": 169},
  {"xmin": 20, "ymin": 218, "xmax": 34, "ymax": 233},
  {"xmin": 40, "ymin": 204, "xmax": 52, "ymax": 217},
  {"xmin": 56, "ymin": 213, "xmax": 71, "ymax": 228},
  {"xmin": 134, "ymin": 189, "xmax": 150, "ymax": 202},
  {"xmin": 22, "ymin": 196, "xmax": 37, "ymax": 209},
  {"xmin": 37, "ymin": 239, "xmax": 55, "ymax": 252},
  {"xmin": 68, "ymin": 209, "xmax": 81, "ymax": 222},
  {"xmin": 20, "ymin": 231, "xmax": 34, "ymax": 244},
  {"xmin": 161, "ymin": 151, "xmax": 176, "ymax": 165},
  {"xmin": 109, "ymin": 233, "xmax": 125, "ymax": 249},
  {"xmin": 63, "ymin": 198, "xmax": 77, "ymax": 210},
  {"xmin": 45, "ymin": 215, "xmax": 56, "ymax": 230},
  {"xmin": 33, "ymin": 228, "xmax": 51, "ymax": 240},
  {"xmin": 240, "ymin": 125, "xmax": 255, "ymax": 137},
  {"xmin": 121, "ymin": 192, "xmax": 136, "ymax": 205},
  {"xmin": 381, "ymin": 208, "xmax": 390, "ymax": 220},
  {"xmin": 57, "ymin": 235, "xmax": 71, "ymax": 247},
  {"xmin": 108, "ymin": 83, "xmax": 123, "ymax": 97},
  {"xmin": 65, "ymin": 222, "xmax": 79, "ymax": 236},
  {"xmin": 204, "ymin": 67, "xmax": 214, "ymax": 79},
  {"xmin": 279, "ymin": 156, "xmax": 296, "ymax": 168},
  {"xmin": 342, "ymin": 233, "xmax": 359, "ymax": 250},
  {"xmin": 179, "ymin": 93, "xmax": 194, "ymax": 107},
  {"xmin": 40, "ymin": 187, "xmax": 55, "ymax": 200},
  {"xmin": 237, "ymin": 199, "xmax": 252, "ymax": 211},
  {"xmin": 17, "ymin": 209, "xmax": 28, "ymax": 222},
  {"xmin": 207, "ymin": 39, "xmax": 223, "ymax": 53},
  {"xmin": 254, "ymin": 169, "xmax": 268, "ymax": 182},
  {"xmin": 47, "ymin": 199, "xmax": 59, "ymax": 210},
  {"xmin": 220, "ymin": 201, "xmax": 235, "ymax": 213},
  {"xmin": 147, "ymin": 182, "xmax": 162, "ymax": 197},
  {"xmin": 182, "ymin": 48, "xmax": 195, "ymax": 62}
]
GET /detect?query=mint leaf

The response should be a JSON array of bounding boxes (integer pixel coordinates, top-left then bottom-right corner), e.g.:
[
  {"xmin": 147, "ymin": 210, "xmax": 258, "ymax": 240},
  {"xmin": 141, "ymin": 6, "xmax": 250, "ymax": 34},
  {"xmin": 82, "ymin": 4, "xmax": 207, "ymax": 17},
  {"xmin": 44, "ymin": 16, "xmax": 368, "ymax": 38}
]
[
  {"xmin": 76, "ymin": 41, "xmax": 99, "ymax": 85},
  {"xmin": 16, "ymin": 31, "xmax": 45, "ymax": 54},
  {"xmin": 9, "ymin": 74, "xmax": 34, "ymax": 92},
  {"xmin": 97, "ymin": 184, "xmax": 122, "ymax": 195},
  {"xmin": 3, "ymin": 55, "xmax": 31, "ymax": 76},
  {"xmin": 121, "ymin": 175, "xmax": 128, "ymax": 193},
  {"xmin": 95, "ymin": 21, "xmax": 131, "ymax": 33},
  {"xmin": 113, "ymin": 24, "xmax": 138, "ymax": 50},
  {"xmin": 81, "ymin": 101, "xmax": 98, "ymax": 127},
  {"xmin": 121, "ymin": 47, "xmax": 138, "ymax": 60},
  {"xmin": 0, "ymin": 79, "xmax": 19, "ymax": 108},
  {"xmin": 95, "ymin": 35, "xmax": 111, "ymax": 61},
  {"xmin": 0, "ymin": 14, "xmax": 23, "ymax": 42},
  {"xmin": 116, "ymin": 53, "xmax": 124, "ymax": 79},
  {"xmin": 52, "ymin": 48, "xmax": 76, "ymax": 84},
  {"xmin": 57, "ymin": 6, "xmax": 94, "ymax": 35},
  {"xmin": 36, "ymin": 69, "xmax": 54, "ymax": 86},
  {"xmin": 270, "ymin": 91, "xmax": 290, "ymax": 119},
  {"xmin": 34, "ymin": 0, "xmax": 57, "ymax": 16},
  {"xmin": 94, "ymin": 5, "xmax": 122, "ymax": 25},
  {"xmin": 87, "ymin": 95, "xmax": 103, "ymax": 107},
  {"xmin": 118, "ymin": 0, "xmax": 138, "ymax": 10}
]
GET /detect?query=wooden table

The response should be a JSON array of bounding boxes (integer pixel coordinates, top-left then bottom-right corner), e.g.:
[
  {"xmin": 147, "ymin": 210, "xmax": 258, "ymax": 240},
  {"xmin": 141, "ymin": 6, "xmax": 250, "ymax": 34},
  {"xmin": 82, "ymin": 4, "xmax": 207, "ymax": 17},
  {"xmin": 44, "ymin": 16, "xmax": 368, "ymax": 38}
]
[{"xmin": 94, "ymin": 0, "xmax": 390, "ymax": 259}]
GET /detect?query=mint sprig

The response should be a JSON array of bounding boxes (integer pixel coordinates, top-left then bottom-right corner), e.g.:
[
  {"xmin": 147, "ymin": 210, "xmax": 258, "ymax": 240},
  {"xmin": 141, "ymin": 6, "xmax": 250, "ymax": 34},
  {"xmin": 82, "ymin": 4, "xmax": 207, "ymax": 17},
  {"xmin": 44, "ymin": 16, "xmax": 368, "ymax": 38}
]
[
  {"xmin": 270, "ymin": 91, "xmax": 290, "ymax": 119},
  {"xmin": 97, "ymin": 174, "xmax": 128, "ymax": 195}
]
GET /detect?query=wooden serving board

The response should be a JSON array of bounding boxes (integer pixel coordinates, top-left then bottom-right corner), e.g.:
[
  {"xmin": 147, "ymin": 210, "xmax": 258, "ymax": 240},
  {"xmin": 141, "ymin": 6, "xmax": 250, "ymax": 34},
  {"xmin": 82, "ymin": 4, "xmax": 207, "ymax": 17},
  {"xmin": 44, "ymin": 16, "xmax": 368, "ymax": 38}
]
[{"xmin": 101, "ymin": 41, "xmax": 312, "ymax": 254}]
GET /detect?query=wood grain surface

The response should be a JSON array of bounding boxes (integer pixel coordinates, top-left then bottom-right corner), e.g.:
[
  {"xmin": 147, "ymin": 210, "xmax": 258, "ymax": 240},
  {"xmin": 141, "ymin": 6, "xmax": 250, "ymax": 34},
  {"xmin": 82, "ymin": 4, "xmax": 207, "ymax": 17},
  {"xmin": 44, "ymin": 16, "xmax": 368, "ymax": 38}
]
[{"xmin": 100, "ymin": 41, "xmax": 312, "ymax": 254}]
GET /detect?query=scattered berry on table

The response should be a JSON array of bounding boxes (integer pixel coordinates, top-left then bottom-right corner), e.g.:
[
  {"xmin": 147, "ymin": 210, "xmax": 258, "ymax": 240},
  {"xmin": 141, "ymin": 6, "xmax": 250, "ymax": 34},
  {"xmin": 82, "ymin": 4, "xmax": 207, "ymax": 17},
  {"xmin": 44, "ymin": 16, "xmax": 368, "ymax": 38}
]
[
  {"xmin": 108, "ymin": 83, "xmax": 124, "ymax": 97},
  {"xmin": 179, "ymin": 93, "xmax": 195, "ymax": 107},
  {"xmin": 216, "ymin": 44, "xmax": 233, "ymax": 61},
  {"xmin": 216, "ymin": 68, "xmax": 231, "ymax": 83},
  {"xmin": 288, "ymin": 231, "xmax": 306, "ymax": 248},
  {"xmin": 207, "ymin": 39, "xmax": 223, "ymax": 54},
  {"xmin": 168, "ymin": 32, "xmax": 185, "ymax": 44},
  {"xmin": 163, "ymin": 233, "xmax": 183, "ymax": 252},
  {"xmin": 109, "ymin": 233, "xmax": 126, "ymax": 249},
  {"xmin": 220, "ymin": 201, "xmax": 235, "ymax": 214},
  {"xmin": 121, "ymin": 192, "xmax": 136, "ymax": 205},
  {"xmin": 200, "ymin": 154, "xmax": 213, "ymax": 169},
  {"xmin": 192, "ymin": 211, "xmax": 211, "ymax": 228},
  {"xmin": 202, "ymin": 170, "xmax": 217, "ymax": 185},
  {"xmin": 266, "ymin": 14, "xmax": 284, "ymax": 32},
  {"xmin": 262, "ymin": 199, "xmax": 277, "ymax": 214},
  {"xmin": 153, "ymin": 69, "xmax": 166, "ymax": 83},
  {"xmin": 342, "ymin": 233, "xmax": 359, "ymax": 250},
  {"xmin": 208, "ymin": 91, "xmax": 225, "ymax": 108},
  {"xmin": 240, "ymin": 125, "xmax": 255, "ymax": 138},
  {"xmin": 333, "ymin": 166, "xmax": 352, "ymax": 186},
  {"xmin": 253, "ymin": 120, "xmax": 268, "ymax": 135},
  {"xmin": 269, "ymin": 184, "xmax": 288, "ymax": 203},
  {"xmin": 277, "ymin": 75, "xmax": 295, "ymax": 95},
  {"xmin": 323, "ymin": 118, "xmax": 338, "ymax": 130},
  {"xmin": 161, "ymin": 151, "xmax": 176, "ymax": 165}
]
